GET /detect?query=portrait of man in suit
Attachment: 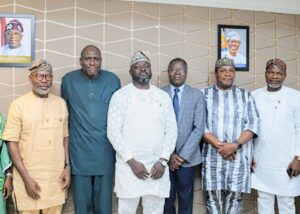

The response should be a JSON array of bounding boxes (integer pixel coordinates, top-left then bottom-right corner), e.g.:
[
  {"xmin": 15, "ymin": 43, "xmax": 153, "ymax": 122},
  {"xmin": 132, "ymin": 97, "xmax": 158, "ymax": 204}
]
[{"xmin": 162, "ymin": 58, "xmax": 206, "ymax": 214}]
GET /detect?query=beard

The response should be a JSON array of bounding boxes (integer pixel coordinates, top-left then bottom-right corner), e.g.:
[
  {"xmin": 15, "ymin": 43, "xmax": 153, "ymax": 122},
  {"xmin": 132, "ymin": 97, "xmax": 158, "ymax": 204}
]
[
  {"xmin": 267, "ymin": 83, "xmax": 282, "ymax": 89},
  {"xmin": 32, "ymin": 85, "xmax": 52, "ymax": 96},
  {"xmin": 132, "ymin": 72, "xmax": 152, "ymax": 85}
]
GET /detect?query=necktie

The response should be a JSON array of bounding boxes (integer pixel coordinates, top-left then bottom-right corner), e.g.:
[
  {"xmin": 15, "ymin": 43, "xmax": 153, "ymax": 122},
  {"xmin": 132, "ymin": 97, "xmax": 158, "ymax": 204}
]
[{"xmin": 173, "ymin": 88, "xmax": 179, "ymax": 120}]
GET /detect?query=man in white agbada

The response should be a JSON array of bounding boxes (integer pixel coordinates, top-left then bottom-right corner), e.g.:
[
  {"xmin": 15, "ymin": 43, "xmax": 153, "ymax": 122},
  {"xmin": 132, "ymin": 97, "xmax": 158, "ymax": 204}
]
[
  {"xmin": 221, "ymin": 31, "xmax": 246, "ymax": 67},
  {"xmin": 251, "ymin": 58, "xmax": 300, "ymax": 214},
  {"xmin": 107, "ymin": 50, "xmax": 177, "ymax": 214}
]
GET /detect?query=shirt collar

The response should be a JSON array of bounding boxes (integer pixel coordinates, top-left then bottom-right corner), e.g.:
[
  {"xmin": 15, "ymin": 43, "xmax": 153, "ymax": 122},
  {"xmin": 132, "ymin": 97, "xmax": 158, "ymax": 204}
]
[{"xmin": 170, "ymin": 84, "xmax": 185, "ymax": 93}]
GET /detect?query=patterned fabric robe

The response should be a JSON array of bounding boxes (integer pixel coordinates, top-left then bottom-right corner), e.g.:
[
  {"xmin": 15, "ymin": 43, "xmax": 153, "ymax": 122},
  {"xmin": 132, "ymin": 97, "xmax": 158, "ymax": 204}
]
[{"xmin": 201, "ymin": 85, "xmax": 259, "ymax": 193}]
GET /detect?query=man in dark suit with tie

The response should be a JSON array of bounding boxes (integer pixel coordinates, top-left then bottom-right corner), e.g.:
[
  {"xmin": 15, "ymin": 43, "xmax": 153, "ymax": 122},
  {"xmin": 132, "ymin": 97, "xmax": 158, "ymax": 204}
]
[{"xmin": 162, "ymin": 58, "xmax": 206, "ymax": 214}]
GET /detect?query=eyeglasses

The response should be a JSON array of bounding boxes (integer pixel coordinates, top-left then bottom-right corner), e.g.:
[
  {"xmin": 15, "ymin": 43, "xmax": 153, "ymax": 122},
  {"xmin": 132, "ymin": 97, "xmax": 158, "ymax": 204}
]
[
  {"xmin": 169, "ymin": 67, "xmax": 186, "ymax": 74},
  {"xmin": 228, "ymin": 40, "xmax": 240, "ymax": 44},
  {"xmin": 32, "ymin": 73, "xmax": 53, "ymax": 81}
]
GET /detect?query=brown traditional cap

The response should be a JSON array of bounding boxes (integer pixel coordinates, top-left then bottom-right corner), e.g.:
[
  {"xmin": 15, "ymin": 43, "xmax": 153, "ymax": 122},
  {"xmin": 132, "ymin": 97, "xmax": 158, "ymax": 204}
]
[
  {"xmin": 130, "ymin": 50, "xmax": 151, "ymax": 67},
  {"xmin": 215, "ymin": 57, "xmax": 235, "ymax": 68},
  {"xmin": 266, "ymin": 58, "xmax": 286, "ymax": 73},
  {"xmin": 29, "ymin": 59, "xmax": 52, "ymax": 73}
]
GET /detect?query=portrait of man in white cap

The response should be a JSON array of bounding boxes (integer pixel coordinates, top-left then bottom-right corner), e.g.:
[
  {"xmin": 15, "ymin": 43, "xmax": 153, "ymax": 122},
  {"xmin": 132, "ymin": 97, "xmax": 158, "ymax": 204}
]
[{"xmin": 221, "ymin": 30, "xmax": 247, "ymax": 68}]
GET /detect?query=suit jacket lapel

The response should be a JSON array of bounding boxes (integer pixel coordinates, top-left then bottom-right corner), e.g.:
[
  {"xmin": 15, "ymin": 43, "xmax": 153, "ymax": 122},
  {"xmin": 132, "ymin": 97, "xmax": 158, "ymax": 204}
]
[
  {"xmin": 165, "ymin": 85, "xmax": 172, "ymax": 98},
  {"xmin": 178, "ymin": 85, "xmax": 188, "ymax": 123}
]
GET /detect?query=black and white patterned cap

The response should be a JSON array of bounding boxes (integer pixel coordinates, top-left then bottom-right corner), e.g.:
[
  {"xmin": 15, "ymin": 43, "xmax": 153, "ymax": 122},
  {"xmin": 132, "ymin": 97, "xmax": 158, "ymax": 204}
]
[{"xmin": 5, "ymin": 19, "xmax": 23, "ymax": 33}]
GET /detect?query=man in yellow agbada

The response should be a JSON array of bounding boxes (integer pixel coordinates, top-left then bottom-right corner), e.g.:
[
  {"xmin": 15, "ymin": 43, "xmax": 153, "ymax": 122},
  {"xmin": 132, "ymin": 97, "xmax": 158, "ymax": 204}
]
[{"xmin": 3, "ymin": 59, "xmax": 70, "ymax": 214}]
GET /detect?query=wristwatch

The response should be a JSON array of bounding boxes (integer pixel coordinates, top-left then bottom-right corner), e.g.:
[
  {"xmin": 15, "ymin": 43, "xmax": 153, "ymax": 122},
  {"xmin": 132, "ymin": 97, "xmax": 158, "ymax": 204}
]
[
  {"xmin": 233, "ymin": 140, "xmax": 242, "ymax": 150},
  {"xmin": 6, "ymin": 172, "xmax": 13, "ymax": 178},
  {"xmin": 158, "ymin": 159, "xmax": 168, "ymax": 167}
]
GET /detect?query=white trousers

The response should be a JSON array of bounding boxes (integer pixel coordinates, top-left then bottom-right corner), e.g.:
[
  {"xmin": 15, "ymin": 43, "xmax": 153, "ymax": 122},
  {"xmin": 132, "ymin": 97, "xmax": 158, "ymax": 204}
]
[
  {"xmin": 257, "ymin": 190, "xmax": 295, "ymax": 214},
  {"xmin": 118, "ymin": 195, "xmax": 165, "ymax": 214}
]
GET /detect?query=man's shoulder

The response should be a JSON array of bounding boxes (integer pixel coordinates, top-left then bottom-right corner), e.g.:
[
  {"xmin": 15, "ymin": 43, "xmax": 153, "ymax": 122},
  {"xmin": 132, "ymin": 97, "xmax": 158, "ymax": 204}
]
[
  {"xmin": 12, "ymin": 92, "xmax": 31, "ymax": 104},
  {"xmin": 233, "ymin": 85, "xmax": 250, "ymax": 94},
  {"xmin": 112, "ymin": 84, "xmax": 130, "ymax": 96},
  {"xmin": 101, "ymin": 69, "xmax": 119, "ymax": 79},
  {"xmin": 100, "ymin": 70, "xmax": 121, "ymax": 86},
  {"xmin": 251, "ymin": 87, "xmax": 265, "ymax": 97},
  {"xmin": 161, "ymin": 85, "xmax": 169, "ymax": 92},
  {"xmin": 49, "ymin": 93, "xmax": 67, "ymax": 104},
  {"xmin": 9, "ymin": 92, "xmax": 38, "ymax": 110},
  {"xmin": 283, "ymin": 85, "xmax": 299, "ymax": 94},
  {"xmin": 201, "ymin": 84, "xmax": 214, "ymax": 93},
  {"xmin": 152, "ymin": 84, "xmax": 169, "ymax": 97},
  {"xmin": 184, "ymin": 85, "xmax": 203, "ymax": 95},
  {"xmin": 62, "ymin": 69, "xmax": 81, "ymax": 81}
]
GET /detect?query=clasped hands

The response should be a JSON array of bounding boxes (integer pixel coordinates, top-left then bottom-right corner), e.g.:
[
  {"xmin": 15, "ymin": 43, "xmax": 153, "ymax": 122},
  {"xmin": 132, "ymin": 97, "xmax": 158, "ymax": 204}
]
[
  {"xmin": 217, "ymin": 142, "xmax": 238, "ymax": 161},
  {"xmin": 127, "ymin": 158, "xmax": 165, "ymax": 180}
]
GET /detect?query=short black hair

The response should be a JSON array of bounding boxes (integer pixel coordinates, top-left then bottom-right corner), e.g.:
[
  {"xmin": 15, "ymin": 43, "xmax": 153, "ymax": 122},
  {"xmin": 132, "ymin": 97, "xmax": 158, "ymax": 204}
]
[
  {"xmin": 167, "ymin": 58, "xmax": 188, "ymax": 72},
  {"xmin": 80, "ymin": 45, "xmax": 101, "ymax": 59}
]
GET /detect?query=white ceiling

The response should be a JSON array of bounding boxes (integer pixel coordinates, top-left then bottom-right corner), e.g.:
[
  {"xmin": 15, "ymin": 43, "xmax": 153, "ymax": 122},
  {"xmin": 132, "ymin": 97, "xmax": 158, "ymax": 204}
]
[{"xmin": 128, "ymin": 0, "xmax": 300, "ymax": 14}]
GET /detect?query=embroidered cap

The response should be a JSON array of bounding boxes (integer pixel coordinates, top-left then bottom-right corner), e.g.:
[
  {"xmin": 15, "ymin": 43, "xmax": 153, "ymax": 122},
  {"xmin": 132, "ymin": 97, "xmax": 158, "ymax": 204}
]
[
  {"xmin": 5, "ymin": 19, "xmax": 24, "ymax": 33},
  {"xmin": 29, "ymin": 59, "xmax": 53, "ymax": 73},
  {"xmin": 266, "ymin": 58, "xmax": 286, "ymax": 73},
  {"xmin": 215, "ymin": 57, "xmax": 235, "ymax": 68},
  {"xmin": 130, "ymin": 50, "xmax": 151, "ymax": 67}
]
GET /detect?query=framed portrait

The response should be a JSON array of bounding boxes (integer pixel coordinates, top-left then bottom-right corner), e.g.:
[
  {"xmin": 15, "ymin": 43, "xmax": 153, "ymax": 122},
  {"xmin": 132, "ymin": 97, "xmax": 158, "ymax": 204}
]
[
  {"xmin": 0, "ymin": 14, "xmax": 35, "ymax": 67},
  {"xmin": 218, "ymin": 24, "xmax": 249, "ymax": 71}
]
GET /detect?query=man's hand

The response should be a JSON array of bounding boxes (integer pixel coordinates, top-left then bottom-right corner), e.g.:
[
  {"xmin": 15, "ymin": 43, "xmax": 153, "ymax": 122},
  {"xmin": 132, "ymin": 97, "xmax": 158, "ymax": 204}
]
[
  {"xmin": 288, "ymin": 157, "xmax": 300, "ymax": 178},
  {"xmin": 168, "ymin": 153, "xmax": 184, "ymax": 171},
  {"xmin": 218, "ymin": 143, "xmax": 237, "ymax": 158},
  {"xmin": 60, "ymin": 166, "xmax": 71, "ymax": 190},
  {"xmin": 150, "ymin": 162, "xmax": 165, "ymax": 180},
  {"xmin": 24, "ymin": 176, "xmax": 41, "ymax": 199},
  {"xmin": 3, "ymin": 176, "xmax": 13, "ymax": 199},
  {"xmin": 224, "ymin": 153, "xmax": 236, "ymax": 161},
  {"xmin": 127, "ymin": 158, "xmax": 149, "ymax": 180},
  {"xmin": 214, "ymin": 142, "xmax": 225, "ymax": 150}
]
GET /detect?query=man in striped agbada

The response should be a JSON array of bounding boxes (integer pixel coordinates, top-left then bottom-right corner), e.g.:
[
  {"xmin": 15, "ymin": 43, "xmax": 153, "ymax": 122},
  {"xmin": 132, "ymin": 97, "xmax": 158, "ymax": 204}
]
[{"xmin": 201, "ymin": 57, "xmax": 259, "ymax": 214}]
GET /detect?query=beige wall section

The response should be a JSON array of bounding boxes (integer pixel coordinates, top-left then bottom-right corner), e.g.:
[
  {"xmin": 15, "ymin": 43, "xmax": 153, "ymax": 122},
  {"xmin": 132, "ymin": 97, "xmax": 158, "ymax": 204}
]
[
  {"xmin": 1, "ymin": 0, "xmax": 300, "ymax": 213},
  {"xmin": 0, "ymin": 0, "xmax": 299, "ymax": 115},
  {"xmin": 0, "ymin": 0, "xmax": 300, "ymax": 112}
]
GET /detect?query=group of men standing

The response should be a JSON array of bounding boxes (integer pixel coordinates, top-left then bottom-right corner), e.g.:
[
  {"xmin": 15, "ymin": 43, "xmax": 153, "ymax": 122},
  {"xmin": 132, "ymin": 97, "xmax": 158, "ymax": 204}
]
[{"xmin": 1, "ymin": 44, "xmax": 300, "ymax": 214}]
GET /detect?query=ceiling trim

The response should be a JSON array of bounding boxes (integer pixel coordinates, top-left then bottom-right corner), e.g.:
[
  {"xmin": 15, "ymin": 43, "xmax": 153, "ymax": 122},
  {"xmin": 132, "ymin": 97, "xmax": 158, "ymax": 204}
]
[{"xmin": 128, "ymin": 0, "xmax": 300, "ymax": 14}]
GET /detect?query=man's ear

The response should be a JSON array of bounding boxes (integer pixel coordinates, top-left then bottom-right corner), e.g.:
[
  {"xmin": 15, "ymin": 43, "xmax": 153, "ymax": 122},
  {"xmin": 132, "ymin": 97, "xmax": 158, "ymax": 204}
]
[
  {"xmin": 29, "ymin": 74, "xmax": 33, "ymax": 84},
  {"xmin": 79, "ymin": 58, "xmax": 83, "ymax": 67}
]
